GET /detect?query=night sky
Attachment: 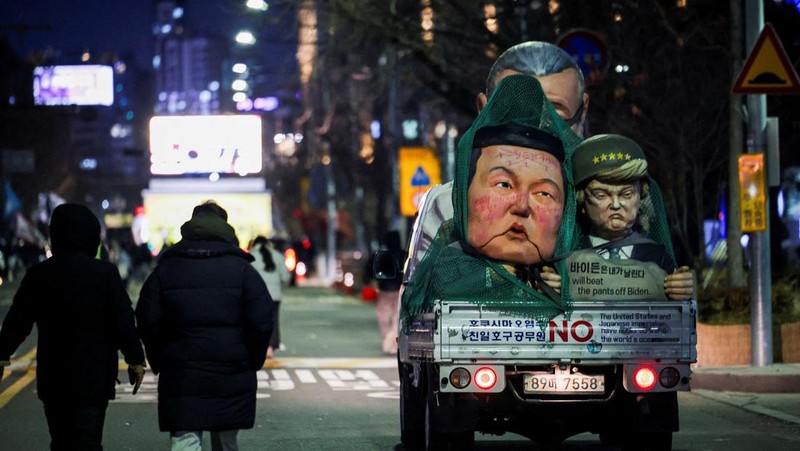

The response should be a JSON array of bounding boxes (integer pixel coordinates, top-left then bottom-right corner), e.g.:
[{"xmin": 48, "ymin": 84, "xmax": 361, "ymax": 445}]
[{"xmin": 1, "ymin": 1, "xmax": 236, "ymax": 68}]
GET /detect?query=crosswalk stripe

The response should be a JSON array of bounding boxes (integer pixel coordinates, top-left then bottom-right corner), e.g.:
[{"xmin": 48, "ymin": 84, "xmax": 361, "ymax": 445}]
[
  {"xmin": 2, "ymin": 354, "xmax": 399, "ymax": 408},
  {"xmin": 295, "ymin": 369, "xmax": 317, "ymax": 383},
  {"xmin": 263, "ymin": 357, "xmax": 396, "ymax": 369}
]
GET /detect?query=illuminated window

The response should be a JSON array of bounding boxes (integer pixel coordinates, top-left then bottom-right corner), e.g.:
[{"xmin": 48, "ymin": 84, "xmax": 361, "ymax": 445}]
[
  {"xmin": 402, "ymin": 120, "xmax": 419, "ymax": 140},
  {"xmin": 80, "ymin": 158, "xmax": 98, "ymax": 170},
  {"xmin": 421, "ymin": 0, "xmax": 434, "ymax": 45},
  {"xmin": 298, "ymin": 3, "xmax": 318, "ymax": 84},
  {"xmin": 483, "ymin": 4, "xmax": 498, "ymax": 34}
]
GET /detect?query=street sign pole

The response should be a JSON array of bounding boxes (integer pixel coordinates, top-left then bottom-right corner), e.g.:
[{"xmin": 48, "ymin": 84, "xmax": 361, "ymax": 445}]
[{"xmin": 745, "ymin": 0, "xmax": 772, "ymax": 367}]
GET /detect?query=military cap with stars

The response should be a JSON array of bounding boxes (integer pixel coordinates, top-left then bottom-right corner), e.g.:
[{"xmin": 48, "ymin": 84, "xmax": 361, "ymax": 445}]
[{"xmin": 571, "ymin": 134, "xmax": 647, "ymax": 186}]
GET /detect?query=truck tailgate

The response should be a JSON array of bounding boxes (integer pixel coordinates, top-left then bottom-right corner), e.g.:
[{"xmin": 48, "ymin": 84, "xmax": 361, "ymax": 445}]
[{"xmin": 435, "ymin": 300, "xmax": 697, "ymax": 364}]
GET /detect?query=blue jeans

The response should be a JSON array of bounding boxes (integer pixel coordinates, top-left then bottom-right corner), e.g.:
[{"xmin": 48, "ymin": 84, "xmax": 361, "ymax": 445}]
[{"xmin": 170, "ymin": 430, "xmax": 239, "ymax": 451}]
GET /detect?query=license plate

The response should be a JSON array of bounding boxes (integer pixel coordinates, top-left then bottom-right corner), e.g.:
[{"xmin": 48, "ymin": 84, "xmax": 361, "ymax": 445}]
[{"xmin": 523, "ymin": 373, "xmax": 605, "ymax": 394}]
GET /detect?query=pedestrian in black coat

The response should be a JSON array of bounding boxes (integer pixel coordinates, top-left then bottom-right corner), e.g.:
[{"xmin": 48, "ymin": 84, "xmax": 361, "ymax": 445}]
[
  {"xmin": 0, "ymin": 203, "xmax": 146, "ymax": 451},
  {"xmin": 136, "ymin": 201, "xmax": 273, "ymax": 451}
]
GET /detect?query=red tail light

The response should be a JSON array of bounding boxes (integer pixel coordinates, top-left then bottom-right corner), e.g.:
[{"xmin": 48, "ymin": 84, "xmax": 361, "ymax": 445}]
[
  {"xmin": 633, "ymin": 366, "xmax": 657, "ymax": 391},
  {"xmin": 473, "ymin": 367, "xmax": 497, "ymax": 390}
]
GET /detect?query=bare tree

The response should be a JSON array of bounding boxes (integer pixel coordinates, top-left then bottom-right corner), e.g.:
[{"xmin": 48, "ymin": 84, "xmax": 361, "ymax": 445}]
[{"xmin": 292, "ymin": 0, "xmax": 799, "ymax": 283}]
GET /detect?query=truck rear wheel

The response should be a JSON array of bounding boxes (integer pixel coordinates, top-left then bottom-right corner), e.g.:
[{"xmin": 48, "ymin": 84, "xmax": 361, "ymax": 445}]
[
  {"xmin": 423, "ymin": 365, "xmax": 475, "ymax": 451},
  {"xmin": 424, "ymin": 397, "xmax": 474, "ymax": 450},
  {"xmin": 400, "ymin": 362, "xmax": 425, "ymax": 447}
]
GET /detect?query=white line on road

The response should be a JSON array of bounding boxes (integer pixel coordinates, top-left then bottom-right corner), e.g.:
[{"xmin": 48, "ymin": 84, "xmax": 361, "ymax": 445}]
[
  {"xmin": 264, "ymin": 357, "xmax": 396, "ymax": 369},
  {"xmin": 295, "ymin": 369, "xmax": 317, "ymax": 383},
  {"xmin": 108, "ymin": 368, "xmax": 399, "ymax": 403}
]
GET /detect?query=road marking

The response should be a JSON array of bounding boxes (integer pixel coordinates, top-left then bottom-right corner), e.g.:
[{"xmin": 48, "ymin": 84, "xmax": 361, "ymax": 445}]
[
  {"xmin": 264, "ymin": 357, "xmax": 396, "ymax": 369},
  {"xmin": 109, "ymin": 368, "xmax": 399, "ymax": 403},
  {"xmin": 0, "ymin": 348, "xmax": 39, "ymax": 409},
  {"xmin": 367, "ymin": 392, "xmax": 400, "ymax": 399},
  {"xmin": 4, "ymin": 348, "xmax": 37, "ymax": 368},
  {"xmin": 2, "ymin": 354, "xmax": 399, "ymax": 406},
  {"xmin": 295, "ymin": 369, "xmax": 317, "ymax": 383},
  {"xmin": 0, "ymin": 367, "xmax": 36, "ymax": 409},
  {"xmin": 257, "ymin": 368, "xmax": 295, "ymax": 391},
  {"xmin": 113, "ymin": 374, "xmax": 158, "ymax": 403},
  {"xmin": 319, "ymin": 369, "xmax": 391, "ymax": 390}
]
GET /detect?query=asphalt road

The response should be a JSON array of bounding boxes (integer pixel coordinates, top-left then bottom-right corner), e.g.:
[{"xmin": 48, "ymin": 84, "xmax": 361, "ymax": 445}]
[{"xmin": 1, "ymin": 284, "xmax": 799, "ymax": 450}]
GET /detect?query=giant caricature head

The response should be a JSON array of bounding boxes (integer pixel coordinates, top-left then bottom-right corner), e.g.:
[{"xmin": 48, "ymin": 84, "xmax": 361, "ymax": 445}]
[
  {"xmin": 478, "ymin": 41, "xmax": 588, "ymax": 136},
  {"xmin": 453, "ymin": 74, "xmax": 579, "ymax": 267},
  {"xmin": 466, "ymin": 123, "xmax": 565, "ymax": 264},
  {"xmin": 400, "ymin": 74, "xmax": 581, "ymax": 322},
  {"xmin": 572, "ymin": 134, "xmax": 649, "ymax": 241}
]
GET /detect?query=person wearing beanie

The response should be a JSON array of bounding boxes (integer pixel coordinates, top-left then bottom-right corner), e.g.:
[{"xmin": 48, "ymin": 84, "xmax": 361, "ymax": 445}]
[
  {"xmin": 136, "ymin": 200, "xmax": 274, "ymax": 451},
  {"xmin": 0, "ymin": 203, "xmax": 146, "ymax": 450}
]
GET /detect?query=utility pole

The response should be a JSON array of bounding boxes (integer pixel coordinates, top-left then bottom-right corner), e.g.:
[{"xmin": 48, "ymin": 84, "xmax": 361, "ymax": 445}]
[
  {"xmin": 744, "ymin": 0, "xmax": 772, "ymax": 367},
  {"xmin": 727, "ymin": 0, "xmax": 745, "ymax": 288},
  {"xmin": 387, "ymin": 0, "xmax": 402, "ymax": 233}
]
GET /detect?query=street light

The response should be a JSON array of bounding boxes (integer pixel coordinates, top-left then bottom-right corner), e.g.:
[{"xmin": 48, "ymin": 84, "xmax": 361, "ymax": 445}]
[
  {"xmin": 232, "ymin": 79, "xmax": 248, "ymax": 91},
  {"xmin": 246, "ymin": 0, "xmax": 269, "ymax": 11},
  {"xmin": 235, "ymin": 30, "xmax": 257, "ymax": 45}
]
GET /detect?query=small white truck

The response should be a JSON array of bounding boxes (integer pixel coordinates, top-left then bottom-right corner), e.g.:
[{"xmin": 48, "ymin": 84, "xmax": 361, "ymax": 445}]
[{"xmin": 377, "ymin": 183, "xmax": 697, "ymax": 450}]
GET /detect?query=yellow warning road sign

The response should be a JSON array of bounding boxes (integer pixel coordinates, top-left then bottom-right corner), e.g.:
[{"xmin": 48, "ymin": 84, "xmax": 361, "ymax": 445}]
[
  {"xmin": 739, "ymin": 154, "xmax": 767, "ymax": 232},
  {"xmin": 732, "ymin": 23, "xmax": 800, "ymax": 95},
  {"xmin": 399, "ymin": 147, "xmax": 441, "ymax": 216}
]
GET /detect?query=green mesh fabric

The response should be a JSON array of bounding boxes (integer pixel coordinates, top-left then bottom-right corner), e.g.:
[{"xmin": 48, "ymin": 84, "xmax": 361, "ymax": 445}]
[
  {"xmin": 401, "ymin": 74, "xmax": 583, "ymax": 323},
  {"xmin": 628, "ymin": 177, "xmax": 675, "ymax": 265},
  {"xmin": 650, "ymin": 180, "xmax": 676, "ymax": 264}
]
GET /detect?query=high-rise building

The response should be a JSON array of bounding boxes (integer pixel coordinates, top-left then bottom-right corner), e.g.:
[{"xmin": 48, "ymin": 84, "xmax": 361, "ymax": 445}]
[{"xmin": 152, "ymin": 0, "xmax": 226, "ymax": 115}]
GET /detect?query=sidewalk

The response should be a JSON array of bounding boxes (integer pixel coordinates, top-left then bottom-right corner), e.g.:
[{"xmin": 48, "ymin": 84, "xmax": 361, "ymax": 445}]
[{"xmin": 691, "ymin": 363, "xmax": 800, "ymax": 425}]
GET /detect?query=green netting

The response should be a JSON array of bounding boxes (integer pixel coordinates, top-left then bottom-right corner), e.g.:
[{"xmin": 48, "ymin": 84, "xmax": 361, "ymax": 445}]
[
  {"xmin": 638, "ymin": 179, "xmax": 675, "ymax": 266},
  {"xmin": 401, "ymin": 74, "xmax": 583, "ymax": 324}
]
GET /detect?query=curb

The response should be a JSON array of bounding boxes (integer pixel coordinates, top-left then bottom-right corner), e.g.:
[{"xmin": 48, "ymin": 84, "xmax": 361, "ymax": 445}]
[
  {"xmin": 692, "ymin": 370, "xmax": 800, "ymax": 393},
  {"xmin": 692, "ymin": 389, "xmax": 800, "ymax": 425}
]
